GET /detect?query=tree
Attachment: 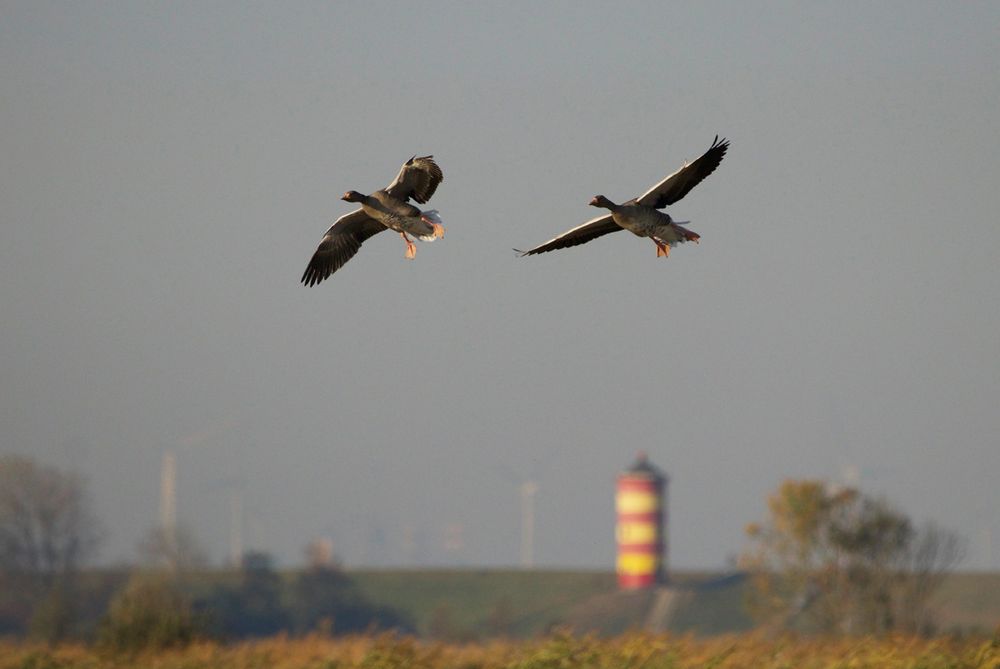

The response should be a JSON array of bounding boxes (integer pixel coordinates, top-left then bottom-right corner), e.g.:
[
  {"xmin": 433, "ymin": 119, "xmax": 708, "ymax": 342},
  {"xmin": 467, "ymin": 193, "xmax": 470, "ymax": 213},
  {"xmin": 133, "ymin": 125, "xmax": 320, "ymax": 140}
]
[
  {"xmin": 0, "ymin": 455, "xmax": 103, "ymax": 640},
  {"xmin": 290, "ymin": 564, "xmax": 411, "ymax": 635},
  {"xmin": 201, "ymin": 551, "xmax": 289, "ymax": 638},
  {"xmin": 97, "ymin": 572, "xmax": 207, "ymax": 652},
  {"xmin": 0, "ymin": 455, "xmax": 103, "ymax": 581},
  {"xmin": 740, "ymin": 479, "xmax": 962, "ymax": 635},
  {"xmin": 894, "ymin": 520, "xmax": 964, "ymax": 634},
  {"xmin": 136, "ymin": 524, "xmax": 208, "ymax": 572}
]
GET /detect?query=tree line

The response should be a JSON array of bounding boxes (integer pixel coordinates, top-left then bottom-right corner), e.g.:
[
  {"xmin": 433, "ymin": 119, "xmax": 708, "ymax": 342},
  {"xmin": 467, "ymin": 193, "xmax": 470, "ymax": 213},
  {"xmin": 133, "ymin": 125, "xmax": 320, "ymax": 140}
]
[
  {"xmin": 0, "ymin": 455, "xmax": 409, "ymax": 646},
  {"xmin": 0, "ymin": 455, "xmax": 966, "ymax": 644}
]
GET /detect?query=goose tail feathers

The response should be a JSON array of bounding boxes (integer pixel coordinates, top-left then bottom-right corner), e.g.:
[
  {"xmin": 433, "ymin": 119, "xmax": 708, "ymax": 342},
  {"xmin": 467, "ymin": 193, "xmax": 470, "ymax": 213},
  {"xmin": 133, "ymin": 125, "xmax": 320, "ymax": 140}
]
[{"xmin": 416, "ymin": 210, "xmax": 445, "ymax": 242}]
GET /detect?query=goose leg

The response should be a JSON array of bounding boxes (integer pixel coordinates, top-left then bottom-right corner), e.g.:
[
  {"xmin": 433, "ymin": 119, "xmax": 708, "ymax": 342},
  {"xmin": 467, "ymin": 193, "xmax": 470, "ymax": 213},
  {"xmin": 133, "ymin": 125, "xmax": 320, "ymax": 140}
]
[
  {"xmin": 653, "ymin": 239, "xmax": 670, "ymax": 258},
  {"xmin": 400, "ymin": 232, "xmax": 417, "ymax": 259}
]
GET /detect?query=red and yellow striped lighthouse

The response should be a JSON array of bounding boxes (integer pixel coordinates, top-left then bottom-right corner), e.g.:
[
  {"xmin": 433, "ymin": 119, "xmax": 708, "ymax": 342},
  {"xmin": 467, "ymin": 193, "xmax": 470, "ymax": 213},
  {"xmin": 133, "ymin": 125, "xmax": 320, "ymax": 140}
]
[{"xmin": 615, "ymin": 453, "xmax": 667, "ymax": 589}]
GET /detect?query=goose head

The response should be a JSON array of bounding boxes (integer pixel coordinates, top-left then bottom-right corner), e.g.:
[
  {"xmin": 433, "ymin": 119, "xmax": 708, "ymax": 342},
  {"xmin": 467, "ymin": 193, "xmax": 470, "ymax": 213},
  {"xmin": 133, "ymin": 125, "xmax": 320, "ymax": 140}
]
[
  {"xmin": 341, "ymin": 190, "xmax": 366, "ymax": 203},
  {"xmin": 589, "ymin": 195, "xmax": 616, "ymax": 209}
]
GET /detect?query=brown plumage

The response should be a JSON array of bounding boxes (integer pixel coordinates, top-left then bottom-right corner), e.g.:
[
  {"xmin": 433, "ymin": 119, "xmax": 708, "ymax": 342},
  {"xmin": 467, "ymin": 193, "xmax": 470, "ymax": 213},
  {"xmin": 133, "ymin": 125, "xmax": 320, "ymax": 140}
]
[
  {"xmin": 517, "ymin": 136, "xmax": 728, "ymax": 258},
  {"xmin": 386, "ymin": 155, "xmax": 443, "ymax": 204},
  {"xmin": 301, "ymin": 156, "xmax": 444, "ymax": 286}
]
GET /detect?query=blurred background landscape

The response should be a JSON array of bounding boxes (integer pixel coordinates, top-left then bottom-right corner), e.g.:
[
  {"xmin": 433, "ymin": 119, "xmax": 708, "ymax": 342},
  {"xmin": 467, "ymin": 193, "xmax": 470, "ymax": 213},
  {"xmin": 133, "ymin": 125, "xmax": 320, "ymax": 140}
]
[{"xmin": 1, "ymin": 1, "xmax": 998, "ymax": 649}]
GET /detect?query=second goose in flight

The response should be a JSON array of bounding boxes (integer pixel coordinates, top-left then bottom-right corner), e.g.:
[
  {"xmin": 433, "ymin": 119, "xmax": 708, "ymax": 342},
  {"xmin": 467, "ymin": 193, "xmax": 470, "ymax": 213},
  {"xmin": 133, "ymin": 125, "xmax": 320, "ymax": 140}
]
[{"xmin": 518, "ymin": 136, "xmax": 729, "ymax": 258}]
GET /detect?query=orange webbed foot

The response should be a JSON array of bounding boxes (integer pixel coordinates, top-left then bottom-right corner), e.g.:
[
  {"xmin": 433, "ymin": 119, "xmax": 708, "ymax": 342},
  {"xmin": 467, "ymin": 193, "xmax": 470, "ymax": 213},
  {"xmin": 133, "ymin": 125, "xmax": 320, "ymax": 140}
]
[{"xmin": 400, "ymin": 232, "xmax": 417, "ymax": 259}]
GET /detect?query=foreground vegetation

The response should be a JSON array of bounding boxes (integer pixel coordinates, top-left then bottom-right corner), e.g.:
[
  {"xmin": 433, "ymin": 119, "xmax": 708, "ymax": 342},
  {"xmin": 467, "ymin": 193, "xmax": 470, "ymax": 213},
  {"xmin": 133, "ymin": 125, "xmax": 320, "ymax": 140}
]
[{"xmin": 2, "ymin": 630, "xmax": 999, "ymax": 669}]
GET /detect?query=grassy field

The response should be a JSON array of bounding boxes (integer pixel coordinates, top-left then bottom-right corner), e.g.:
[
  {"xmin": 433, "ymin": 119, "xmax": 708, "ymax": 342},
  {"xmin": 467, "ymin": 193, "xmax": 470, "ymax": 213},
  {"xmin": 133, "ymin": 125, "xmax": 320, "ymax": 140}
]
[
  {"xmin": 932, "ymin": 573, "xmax": 1000, "ymax": 632},
  {"xmin": 14, "ymin": 568, "xmax": 997, "ymax": 643},
  {"xmin": 351, "ymin": 569, "xmax": 620, "ymax": 637},
  {"xmin": 2, "ymin": 631, "xmax": 998, "ymax": 669},
  {"xmin": 351, "ymin": 569, "xmax": 751, "ymax": 637},
  {"xmin": 3, "ymin": 571, "xmax": 998, "ymax": 667},
  {"xmin": 349, "ymin": 570, "xmax": 1000, "ymax": 639}
]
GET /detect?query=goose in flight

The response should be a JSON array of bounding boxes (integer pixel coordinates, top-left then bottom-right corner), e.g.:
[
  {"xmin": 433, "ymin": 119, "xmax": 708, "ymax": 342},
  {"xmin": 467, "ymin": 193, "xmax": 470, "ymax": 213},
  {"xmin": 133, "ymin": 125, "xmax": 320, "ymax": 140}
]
[
  {"xmin": 301, "ymin": 155, "xmax": 445, "ymax": 286},
  {"xmin": 517, "ymin": 136, "xmax": 729, "ymax": 258}
]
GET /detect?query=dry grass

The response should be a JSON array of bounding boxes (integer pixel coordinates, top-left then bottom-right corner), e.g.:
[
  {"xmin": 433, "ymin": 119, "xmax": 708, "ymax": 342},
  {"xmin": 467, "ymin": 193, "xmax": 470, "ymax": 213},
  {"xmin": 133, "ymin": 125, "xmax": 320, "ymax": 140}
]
[{"xmin": 2, "ymin": 630, "xmax": 998, "ymax": 669}]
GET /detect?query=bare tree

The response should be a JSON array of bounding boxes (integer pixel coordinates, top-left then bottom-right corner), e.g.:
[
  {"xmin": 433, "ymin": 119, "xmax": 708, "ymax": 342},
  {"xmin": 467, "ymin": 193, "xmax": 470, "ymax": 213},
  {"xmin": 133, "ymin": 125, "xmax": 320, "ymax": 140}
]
[
  {"xmin": 137, "ymin": 523, "xmax": 209, "ymax": 572},
  {"xmin": 0, "ymin": 455, "xmax": 103, "ymax": 580},
  {"xmin": 896, "ymin": 522, "xmax": 964, "ymax": 634},
  {"xmin": 0, "ymin": 455, "xmax": 103, "ymax": 639}
]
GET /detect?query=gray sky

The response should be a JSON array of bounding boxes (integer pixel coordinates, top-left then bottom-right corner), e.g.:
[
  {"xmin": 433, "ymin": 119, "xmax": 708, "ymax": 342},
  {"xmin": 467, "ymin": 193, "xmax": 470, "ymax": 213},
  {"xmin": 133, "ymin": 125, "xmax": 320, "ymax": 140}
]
[{"xmin": 2, "ymin": 2, "xmax": 998, "ymax": 571}]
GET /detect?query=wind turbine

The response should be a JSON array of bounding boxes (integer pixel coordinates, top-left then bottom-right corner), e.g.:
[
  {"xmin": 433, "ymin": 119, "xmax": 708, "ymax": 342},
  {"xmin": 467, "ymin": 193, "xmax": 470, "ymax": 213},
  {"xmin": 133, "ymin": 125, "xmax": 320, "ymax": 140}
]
[{"xmin": 520, "ymin": 480, "xmax": 539, "ymax": 568}]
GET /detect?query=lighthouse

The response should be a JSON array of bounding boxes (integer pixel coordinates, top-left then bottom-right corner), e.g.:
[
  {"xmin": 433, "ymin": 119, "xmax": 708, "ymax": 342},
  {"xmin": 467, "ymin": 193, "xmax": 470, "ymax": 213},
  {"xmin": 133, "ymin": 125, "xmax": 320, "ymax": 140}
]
[{"xmin": 615, "ymin": 453, "xmax": 668, "ymax": 589}]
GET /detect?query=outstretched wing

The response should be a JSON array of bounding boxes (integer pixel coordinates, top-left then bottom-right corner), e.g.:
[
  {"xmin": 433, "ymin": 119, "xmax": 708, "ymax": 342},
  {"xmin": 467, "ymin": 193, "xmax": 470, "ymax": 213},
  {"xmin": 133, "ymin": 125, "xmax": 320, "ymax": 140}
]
[
  {"xmin": 637, "ymin": 136, "xmax": 729, "ymax": 209},
  {"xmin": 516, "ymin": 214, "xmax": 622, "ymax": 256},
  {"xmin": 385, "ymin": 155, "xmax": 444, "ymax": 204},
  {"xmin": 301, "ymin": 209, "xmax": 387, "ymax": 286}
]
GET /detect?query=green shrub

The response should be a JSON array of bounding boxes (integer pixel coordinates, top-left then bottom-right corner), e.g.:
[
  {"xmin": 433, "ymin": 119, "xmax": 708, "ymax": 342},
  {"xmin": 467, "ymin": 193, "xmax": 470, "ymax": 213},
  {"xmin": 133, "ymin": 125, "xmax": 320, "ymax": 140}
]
[{"xmin": 96, "ymin": 572, "xmax": 206, "ymax": 652}]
